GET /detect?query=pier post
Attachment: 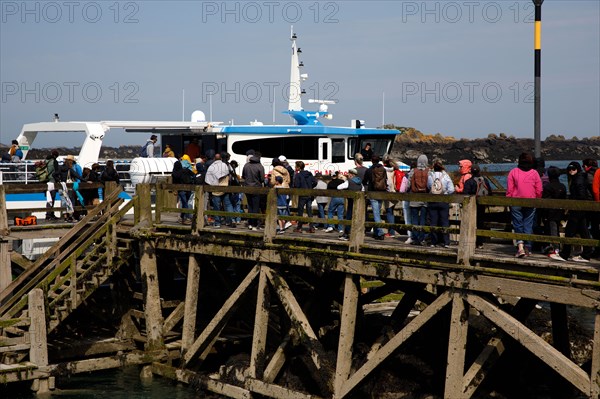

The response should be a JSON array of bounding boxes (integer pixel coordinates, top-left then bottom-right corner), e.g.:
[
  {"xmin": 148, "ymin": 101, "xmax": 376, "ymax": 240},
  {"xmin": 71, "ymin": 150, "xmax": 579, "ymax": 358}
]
[
  {"xmin": 334, "ymin": 274, "xmax": 359, "ymax": 397},
  {"xmin": 249, "ymin": 265, "xmax": 270, "ymax": 379},
  {"xmin": 349, "ymin": 193, "xmax": 366, "ymax": 252},
  {"xmin": 181, "ymin": 254, "xmax": 200, "ymax": 354},
  {"xmin": 263, "ymin": 189, "xmax": 278, "ymax": 243},
  {"xmin": 193, "ymin": 185, "xmax": 206, "ymax": 233},
  {"xmin": 592, "ymin": 310, "xmax": 600, "ymax": 398},
  {"xmin": 457, "ymin": 196, "xmax": 477, "ymax": 265},
  {"xmin": 28, "ymin": 288, "xmax": 50, "ymax": 393},
  {"xmin": 444, "ymin": 292, "xmax": 468, "ymax": 399},
  {"xmin": 140, "ymin": 239, "xmax": 165, "ymax": 350},
  {"xmin": 0, "ymin": 185, "xmax": 10, "ymax": 293},
  {"xmin": 136, "ymin": 184, "xmax": 152, "ymax": 225}
]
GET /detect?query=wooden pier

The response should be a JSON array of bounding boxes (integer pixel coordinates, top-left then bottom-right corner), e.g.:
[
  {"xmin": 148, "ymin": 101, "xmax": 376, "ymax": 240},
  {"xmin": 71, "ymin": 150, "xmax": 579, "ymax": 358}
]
[{"xmin": 1, "ymin": 183, "xmax": 599, "ymax": 398}]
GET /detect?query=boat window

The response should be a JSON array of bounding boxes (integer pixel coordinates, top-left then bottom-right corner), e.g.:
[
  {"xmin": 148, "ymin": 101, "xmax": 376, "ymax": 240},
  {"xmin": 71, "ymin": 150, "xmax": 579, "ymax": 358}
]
[
  {"xmin": 348, "ymin": 138, "xmax": 358, "ymax": 158},
  {"xmin": 321, "ymin": 142, "xmax": 328, "ymax": 161},
  {"xmin": 360, "ymin": 139, "xmax": 392, "ymax": 159},
  {"xmin": 231, "ymin": 137, "xmax": 321, "ymax": 160},
  {"xmin": 332, "ymin": 139, "xmax": 345, "ymax": 163}
]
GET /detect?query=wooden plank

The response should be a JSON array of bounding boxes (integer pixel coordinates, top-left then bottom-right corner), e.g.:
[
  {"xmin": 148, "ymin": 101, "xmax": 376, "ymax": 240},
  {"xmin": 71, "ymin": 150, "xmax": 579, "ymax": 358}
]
[
  {"xmin": 193, "ymin": 185, "xmax": 206, "ymax": 233},
  {"xmin": 249, "ymin": 266, "xmax": 270, "ymax": 379},
  {"xmin": 263, "ymin": 334, "xmax": 291, "ymax": 383},
  {"xmin": 246, "ymin": 378, "xmax": 323, "ymax": 399},
  {"xmin": 140, "ymin": 239, "xmax": 164, "ymax": 351},
  {"xmin": 181, "ymin": 254, "xmax": 200, "ymax": 354},
  {"xmin": 444, "ymin": 293, "xmax": 468, "ymax": 399},
  {"xmin": 156, "ymin": 240, "xmax": 599, "ymax": 309},
  {"xmin": 163, "ymin": 301, "xmax": 185, "ymax": 333},
  {"xmin": 462, "ymin": 337, "xmax": 505, "ymax": 398},
  {"xmin": 183, "ymin": 265, "xmax": 260, "ymax": 366},
  {"xmin": 28, "ymin": 288, "xmax": 48, "ymax": 367},
  {"xmin": 457, "ymin": 196, "xmax": 477, "ymax": 266},
  {"xmin": 151, "ymin": 363, "xmax": 251, "ymax": 399},
  {"xmin": 591, "ymin": 310, "xmax": 600, "ymax": 399},
  {"xmin": 339, "ymin": 291, "xmax": 452, "ymax": 398},
  {"xmin": 334, "ymin": 274, "xmax": 359, "ymax": 397},
  {"xmin": 44, "ymin": 350, "xmax": 167, "ymax": 374},
  {"xmin": 136, "ymin": 184, "xmax": 152, "ymax": 224},
  {"xmin": 466, "ymin": 294, "xmax": 591, "ymax": 395}
]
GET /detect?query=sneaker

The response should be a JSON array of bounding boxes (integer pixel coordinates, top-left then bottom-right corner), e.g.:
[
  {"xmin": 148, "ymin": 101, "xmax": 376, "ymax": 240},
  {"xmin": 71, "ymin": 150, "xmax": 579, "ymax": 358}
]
[
  {"xmin": 182, "ymin": 219, "xmax": 192, "ymax": 225},
  {"xmin": 569, "ymin": 256, "xmax": 590, "ymax": 263},
  {"xmin": 476, "ymin": 244, "xmax": 484, "ymax": 249},
  {"xmin": 548, "ymin": 253, "xmax": 566, "ymax": 261},
  {"xmin": 213, "ymin": 224, "xmax": 221, "ymax": 228},
  {"xmin": 249, "ymin": 226, "xmax": 258, "ymax": 231},
  {"xmin": 405, "ymin": 237, "xmax": 413, "ymax": 245},
  {"xmin": 325, "ymin": 227, "xmax": 334, "ymax": 233},
  {"xmin": 277, "ymin": 229, "xmax": 285, "ymax": 235},
  {"xmin": 338, "ymin": 230, "xmax": 344, "ymax": 235},
  {"xmin": 384, "ymin": 233, "xmax": 396, "ymax": 238},
  {"xmin": 248, "ymin": 225, "xmax": 254, "ymax": 230},
  {"xmin": 284, "ymin": 221, "xmax": 293, "ymax": 230},
  {"xmin": 443, "ymin": 244, "xmax": 450, "ymax": 249},
  {"xmin": 339, "ymin": 235, "xmax": 349, "ymax": 241},
  {"xmin": 515, "ymin": 249, "xmax": 526, "ymax": 258}
]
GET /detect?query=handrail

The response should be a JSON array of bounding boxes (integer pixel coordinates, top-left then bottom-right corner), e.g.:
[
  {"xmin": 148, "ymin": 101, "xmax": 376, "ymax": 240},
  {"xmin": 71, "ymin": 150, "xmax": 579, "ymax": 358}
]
[
  {"xmin": 149, "ymin": 184, "xmax": 600, "ymax": 256},
  {"xmin": 0, "ymin": 187, "xmax": 124, "ymax": 313}
]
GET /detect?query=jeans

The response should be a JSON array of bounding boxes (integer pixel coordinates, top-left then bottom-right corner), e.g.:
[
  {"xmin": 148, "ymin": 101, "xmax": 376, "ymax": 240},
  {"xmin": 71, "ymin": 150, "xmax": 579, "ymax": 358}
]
[
  {"xmin": 402, "ymin": 200, "xmax": 412, "ymax": 238},
  {"xmin": 369, "ymin": 199, "xmax": 384, "ymax": 238},
  {"xmin": 428, "ymin": 202, "xmax": 450, "ymax": 246},
  {"xmin": 317, "ymin": 202, "xmax": 328, "ymax": 228},
  {"xmin": 211, "ymin": 193, "xmax": 233, "ymax": 226},
  {"xmin": 297, "ymin": 196, "xmax": 314, "ymax": 229},
  {"xmin": 178, "ymin": 190, "xmax": 191, "ymax": 220},
  {"xmin": 410, "ymin": 205, "xmax": 427, "ymax": 243},
  {"xmin": 246, "ymin": 193, "xmax": 261, "ymax": 227},
  {"xmin": 231, "ymin": 193, "xmax": 243, "ymax": 223},
  {"xmin": 510, "ymin": 206, "xmax": 536, "ymax": 249},
  {"xmin": 327, "ymin": 197, "xmax": 345, "ymax": 231},
  {"xmin": 385, "ymin": 201, "xmax": 397, "ymax": 235},
  {"xmin": 343, "ymin": 198, "xmax": 355, "ymax": 236}
]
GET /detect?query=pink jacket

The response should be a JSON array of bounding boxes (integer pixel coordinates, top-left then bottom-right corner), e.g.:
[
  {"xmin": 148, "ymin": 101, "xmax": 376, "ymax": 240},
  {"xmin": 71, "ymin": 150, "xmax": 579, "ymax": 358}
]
[{"xmin": 506, "ymin": 168, "xmax": 542, "ymax": 198}]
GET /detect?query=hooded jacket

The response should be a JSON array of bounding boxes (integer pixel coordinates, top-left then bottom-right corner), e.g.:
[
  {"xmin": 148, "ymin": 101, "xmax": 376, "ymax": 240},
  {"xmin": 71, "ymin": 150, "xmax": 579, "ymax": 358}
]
[
  {"xmin": 455, "ymin": 159, "xmax": 472, "ymax": 193},
  {"xmin": 242, "ymin": 155, "xmax": 265, "ymax": 187}
]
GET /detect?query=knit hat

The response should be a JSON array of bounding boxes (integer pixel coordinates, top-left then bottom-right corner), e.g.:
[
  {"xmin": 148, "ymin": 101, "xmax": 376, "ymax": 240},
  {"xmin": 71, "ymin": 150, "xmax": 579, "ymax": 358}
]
[{"xmin": 348, "ymin": 168, "xmax": 358, "ymax": 175}]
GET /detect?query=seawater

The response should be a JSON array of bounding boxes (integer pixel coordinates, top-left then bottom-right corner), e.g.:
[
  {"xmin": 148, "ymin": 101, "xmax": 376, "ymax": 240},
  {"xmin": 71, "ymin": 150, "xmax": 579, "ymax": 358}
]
[{"xmin": 4, "ymin": 367, "xmax": 199, "ymax": 398}]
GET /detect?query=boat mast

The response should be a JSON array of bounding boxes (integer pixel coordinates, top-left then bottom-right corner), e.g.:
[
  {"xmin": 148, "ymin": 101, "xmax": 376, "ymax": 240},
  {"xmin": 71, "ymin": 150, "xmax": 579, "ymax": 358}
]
[{"xmin": 288, "ymin": 27, "xmax": 303, "ymax": 112}]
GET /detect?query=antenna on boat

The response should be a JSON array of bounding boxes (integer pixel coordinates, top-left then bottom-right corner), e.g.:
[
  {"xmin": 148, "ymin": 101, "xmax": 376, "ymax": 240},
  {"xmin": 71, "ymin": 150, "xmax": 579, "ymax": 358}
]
[
  {"xmin": 182, "ymin": 89, "xmax": 185, "ymax": 121},
  {"xmin": 382, "ymin": 91, "xmax": 385, "ymax": 127}
]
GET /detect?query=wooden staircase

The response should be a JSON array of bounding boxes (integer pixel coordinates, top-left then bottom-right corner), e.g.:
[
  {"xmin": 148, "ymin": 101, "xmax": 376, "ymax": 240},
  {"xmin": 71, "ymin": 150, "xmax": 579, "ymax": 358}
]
[{"xmin": 0, "ymin": 188, "xmax": 136, "ymax": 369}]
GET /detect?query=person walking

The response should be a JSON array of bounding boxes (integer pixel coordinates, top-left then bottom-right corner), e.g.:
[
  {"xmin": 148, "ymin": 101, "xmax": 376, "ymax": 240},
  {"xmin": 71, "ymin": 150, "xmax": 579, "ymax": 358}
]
[
  {"xmin": 539, "ymin": 166, "xmax": 566, "ymax": 260},
  {"xmin": 325, "ymin": 171, "xmax": 346, "ymax": 234},
  {"xmin": 362, "ymin": 154, "xmax": 388, "ymax": 240},
  {"xmin": 463, "ymin": 164, "xmax": 493, "ymax": 248},
  {"xmin": 454, "ymin": 159, "xmax": 472, "ymax": 193},
  {"xmin": 45, "ymin": 150, "xmax": 60, "ymax": 221},
  {"xmin": 172, "ymin": 160, "xmax": 196, "ymax": 225},
  {"xmin": 408, "ymin": 154, "xmax": 430, "ymax": 245},
  {"xmin": 338, "ymin": 168, "xmax": 365, "ymax": 241}
]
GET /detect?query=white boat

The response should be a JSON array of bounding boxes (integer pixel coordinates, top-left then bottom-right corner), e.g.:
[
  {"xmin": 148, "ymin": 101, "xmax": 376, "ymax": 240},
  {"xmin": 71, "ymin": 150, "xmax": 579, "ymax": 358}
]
[{"xmin": 7, "ymin": 30, "xmax": 402, "ymax": 181}]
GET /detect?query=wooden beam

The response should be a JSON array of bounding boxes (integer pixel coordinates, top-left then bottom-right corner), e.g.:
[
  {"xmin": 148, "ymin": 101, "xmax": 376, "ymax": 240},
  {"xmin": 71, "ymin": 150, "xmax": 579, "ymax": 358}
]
[
  {"xmin": 181, "ymin": 254, "xmax": 200, "ymax": 354},
  {"xmin": 591, "ymin": 309, "xmax": 600, "ymax": 399},
  {"xmin": 183, "ymin": 265, "xmax": 260, "ymax": 366},
  {"xmin": 263, "ymin": 333, "xmax": 291, "ymax": 383},
  {"xmin": 28, "ymin": 288, "xmax": 49, "ymax": 393},
  {"xmin": 263, "ymin": 189, "xmax": 278, "ymax": 244},
  {"xmin": 163, "ymin": 301, "xmax": 185, "ymax": 333},
  {"xmin": 349, "ymin": 194, "xmax": 365, "ymax": 252},
  {"xmin": 136, "ymin": 184, "xmax": 152, "ymax": 225},
  {"xmin": 151, "ymin": 363, "xmax": 251, "ymax": 399},
  {"xmin": 457, "ymin": 196, "xmax": 477, "ymax": 265},
  {"xmin": 444, "ymin": 293, "xmax": 469, "ymax": 399},
  {"xmin": 249, "ymin": 266, "xmax": 270, "ymax": 379},
  {"xmin": 339, "ymin": 291, "xmax": 452, "ymax": 398},
  {"xmin": 246, "ymin": 378, "xmax": 323, "ymax": 399},
  {"xmin": 140, "ymin": 239, "xmax": 164, "ymax": 351},
  {"xmin": 334, "ymin": 274, "xmax": 359, "ymax": 397},
  {"xmin": 462, "ymin": 337, "xmax": 505, "ymax": 398},
  {"xmin": 193, "ymin": 185, "xmax": 206, "ymax": 233},
  {"xmin": 466, "ymin": 294, "xmax": 591, "ymax": 395}
]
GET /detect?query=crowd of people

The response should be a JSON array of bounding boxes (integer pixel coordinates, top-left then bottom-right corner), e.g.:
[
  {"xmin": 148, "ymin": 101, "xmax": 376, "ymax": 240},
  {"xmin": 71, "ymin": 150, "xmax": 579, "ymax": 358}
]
[{"xmin": 31, "ymin": 134, "xmax": 600, "ymax": 265}]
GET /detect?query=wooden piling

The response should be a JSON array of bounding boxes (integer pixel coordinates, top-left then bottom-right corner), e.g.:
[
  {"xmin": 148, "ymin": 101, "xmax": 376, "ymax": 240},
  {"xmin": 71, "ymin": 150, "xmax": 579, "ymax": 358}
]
[
  {"xmin": 140, "ymin": 239, "xmax": 165, "ymax": 351},
  {"xmin": 334, "ymin": 274, "xmax": 359, "ymax": 397},
  {"xmin": 457, "ymin": 196, "xmax": 477, "ymax": 265},
  {"xmin": 249, "ymin": 265, "xmax": 270, "ymax": 379},
  {"xmin": 181, "ymin": 254, "xmax": 200, "ymax": 354},
  {"xmin": 28, "ymin": 288, "xmax": 49, "ymax": 393},
  {"xmin": 0, "ymin": 185, "xmax": 10, "ymax": 293},
  {"xmin": 444, "ymin": 292, "xmax": 468, "ymax": 399}
]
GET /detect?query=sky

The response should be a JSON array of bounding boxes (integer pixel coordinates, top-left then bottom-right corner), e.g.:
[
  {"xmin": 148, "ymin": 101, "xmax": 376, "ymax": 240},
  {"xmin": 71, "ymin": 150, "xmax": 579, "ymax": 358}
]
[{"xmin": 1, "ymin": 0, "xmax": 599, "ymax": 148}]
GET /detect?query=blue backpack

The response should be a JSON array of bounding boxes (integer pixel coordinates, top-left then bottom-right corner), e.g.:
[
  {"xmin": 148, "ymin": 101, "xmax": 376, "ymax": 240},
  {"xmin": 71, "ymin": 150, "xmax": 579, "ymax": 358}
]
[{"xmin": 140, "ymin": 142, "xmax": 150, "ymax": 157}]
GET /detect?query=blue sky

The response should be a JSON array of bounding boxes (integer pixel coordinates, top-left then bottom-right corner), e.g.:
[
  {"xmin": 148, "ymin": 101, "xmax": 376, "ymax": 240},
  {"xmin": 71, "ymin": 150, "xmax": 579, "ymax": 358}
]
[{"xmin": 1, "ymin": 0, "xmax": 599, "ymax": 148}]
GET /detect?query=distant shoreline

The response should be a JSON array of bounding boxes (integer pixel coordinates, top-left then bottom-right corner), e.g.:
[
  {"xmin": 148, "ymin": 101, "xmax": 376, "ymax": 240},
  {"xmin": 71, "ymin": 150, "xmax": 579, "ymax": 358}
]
[{"xmin": 3, "ymin": 136, "xmax": 599, "ymax": 165}]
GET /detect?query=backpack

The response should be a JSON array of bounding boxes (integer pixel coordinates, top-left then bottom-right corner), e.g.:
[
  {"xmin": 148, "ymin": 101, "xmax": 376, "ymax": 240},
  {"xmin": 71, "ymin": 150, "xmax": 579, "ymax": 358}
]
[
  {"xmin": 430, "ymin": 172, "xmax": 444, "ymax": 195},
  {"xmin": 371, "ymin": 165, "xmax": 387, "ymax": 191},
  {"xmin": 139, "ymin": 142, "xmax": 150, "ymax": 157},
  {"xmin": 474, "ymin": 177, "xmax": 489, "ymax": 196},
  {"xmin": 35, "ymin": 160, "xmax": 50, "ymax": 182},
  {"xmin": 411, "ymin": 168, "xmax": 429, "ymax": 193}
]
